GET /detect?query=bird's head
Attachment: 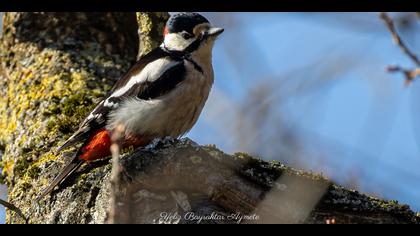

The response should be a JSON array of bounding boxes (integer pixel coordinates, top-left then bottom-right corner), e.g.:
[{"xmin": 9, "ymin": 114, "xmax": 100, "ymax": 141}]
[{"xmin": 162, "ymin": 12, "xmax": 224, "ymax": 54}]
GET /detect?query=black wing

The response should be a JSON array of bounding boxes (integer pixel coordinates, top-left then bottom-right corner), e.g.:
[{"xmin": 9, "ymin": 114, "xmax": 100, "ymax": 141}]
[
  {"xmin": 109, "ymin": 47, "xmax": 173, "ymax": 93},
  {"xmin": 56, "ymin": 47, "xmax": 187, "ymax": 152}
]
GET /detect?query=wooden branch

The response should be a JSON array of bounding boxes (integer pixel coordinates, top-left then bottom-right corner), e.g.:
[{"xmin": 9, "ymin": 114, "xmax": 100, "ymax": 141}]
[
  {"xmin": 0, "ymin": 199, "xmax": 28, "ymax": 223},
  {"xmin": 380, "ymin": 12, "xmax": 420, "ymax": 67},
  {"xmin": 103, "ymin": 138, "xmax": 419, "ymax": 224},
  {"xmin": 387, "ymin": 65, "xmax": 420, "ymax": 85},
  {"xmin": 2, "ymin": 12, "xmax": 419, "ymax": 224},
  {"xmin": 113, "ymin": 138, "xmax": 267, "ymax": 223},
  {"xmin": 3, "ymin": 137, "xmax": 419, "ymax": 224},
  {"xmin": 107, "ymin": 124, "xmax": 126, "ymax": 224},
  {"xmin": 380, "ymin": 12, "xmax": 420, "ymax": 85}
]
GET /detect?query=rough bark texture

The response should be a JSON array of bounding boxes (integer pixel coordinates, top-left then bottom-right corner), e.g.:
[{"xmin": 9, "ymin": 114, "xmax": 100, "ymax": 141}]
[
  {"xmin": 135, "ymin": 12, "xmax": 169, "ymax": 59},
  {"xmin": 0, "ymin": 12, "xmax": 419, "ymax": 224},
  {"xmin": 0, "ymin": 12, "xmax": 167, "ymax": 224}
]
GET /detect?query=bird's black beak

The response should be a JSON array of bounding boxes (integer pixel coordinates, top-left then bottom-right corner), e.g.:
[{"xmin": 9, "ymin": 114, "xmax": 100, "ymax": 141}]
[{"xmin": 207, "ymin": 27, "xmax": 224, "ymax": 37}]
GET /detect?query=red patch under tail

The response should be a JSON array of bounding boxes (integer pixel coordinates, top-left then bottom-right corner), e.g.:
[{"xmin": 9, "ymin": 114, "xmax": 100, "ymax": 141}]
[
  {"xmin": 78, "ymin": 129, "xmax": 151, "ymax": 161},
  {"xmin": 78, "ymin": 128, "xmax": 112, "ymax": 161},
  {"xmin": 38, "ymin": 129, "xmax": 152, "ymax": 200}
]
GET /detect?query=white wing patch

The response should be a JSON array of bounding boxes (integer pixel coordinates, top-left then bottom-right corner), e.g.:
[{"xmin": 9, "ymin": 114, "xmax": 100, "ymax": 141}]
[
  {"xmin": 103, "ymin": 99, "xmax": 119, "ymax": 109},
  {"xmin": 86, "ymin": 101, "xmax": 104, "ymax": 120},
  {"xmin": 109, "ymin": 58, "xmax": 180, "ymax": 99}
]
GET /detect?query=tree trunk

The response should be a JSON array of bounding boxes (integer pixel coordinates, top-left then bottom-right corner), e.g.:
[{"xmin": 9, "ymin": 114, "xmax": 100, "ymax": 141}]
[
  {"xmin": 0, "ymin": 12, "xmax": 168, "ymax": 224},
  {"xmin": 0, "ymin": 12, "xmax": 419, "ymax": 224}
]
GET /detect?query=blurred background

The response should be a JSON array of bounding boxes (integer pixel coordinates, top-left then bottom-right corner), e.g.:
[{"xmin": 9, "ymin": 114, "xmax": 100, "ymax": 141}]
[{"xmin": 1, "ymin": 12, "xmax": 420, "ymax": 223}]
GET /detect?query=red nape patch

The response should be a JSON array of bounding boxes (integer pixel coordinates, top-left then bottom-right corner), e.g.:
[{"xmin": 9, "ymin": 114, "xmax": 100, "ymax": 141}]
[
  {"xmin": 79, "ymin": 128, "xmax": 111, "ymax": 161},
  {"xmin": 163, "ymin": 26, "xmax": 169, "ymax": 36}
]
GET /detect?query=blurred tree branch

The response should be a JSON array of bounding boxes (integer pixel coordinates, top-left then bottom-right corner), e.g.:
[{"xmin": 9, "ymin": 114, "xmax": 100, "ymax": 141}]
[
  {"xmin": 0, "ymin": 199, "xmax": 27, "ymax": 223},
  {"xmin": 380, "ymin": 12, "xmax": 420, "ymax": 66},
  {"xmin": 107, "ymin": 124, "xmax": 126, "ymax": 224},
  {"xmin": 380, "ymin": 12, "xmax": 420, "ymax": 85}
]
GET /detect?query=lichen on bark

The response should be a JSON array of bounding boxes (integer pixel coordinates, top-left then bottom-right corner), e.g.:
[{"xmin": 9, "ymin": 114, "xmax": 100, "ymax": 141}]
[
  {"xmin": 136, "ymin": 12, "xmax": 169, "ymax": 58},
  {"xmin": 0, "ymin": 12, "xmax": 161, "ymax": 223},
  {"xmin": 0, "ymin": 12, "xmax": 418, "ymax": 224}
]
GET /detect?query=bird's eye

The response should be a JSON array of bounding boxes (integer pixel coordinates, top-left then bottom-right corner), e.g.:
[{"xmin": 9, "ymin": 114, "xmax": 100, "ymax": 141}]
[{"xmin": 181, "ymin": 32, "xmax": 194, "ymax": 39}]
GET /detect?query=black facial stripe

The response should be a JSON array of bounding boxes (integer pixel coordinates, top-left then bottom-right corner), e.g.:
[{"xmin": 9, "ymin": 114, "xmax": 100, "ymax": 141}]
[
  {"xmin": 184, "ymin": 57, "xmax": 203, "ymax": 74},
  {"xmin": 184, "ymin": 36, "xmax": 202, "ymax": 53},
  {"xmin": 161, "ymin": 40, "xmax": 204, "ymax": 74},
  {"xmin": 162, "ymin": 27, "xmax": 206, "ymax": 74}
]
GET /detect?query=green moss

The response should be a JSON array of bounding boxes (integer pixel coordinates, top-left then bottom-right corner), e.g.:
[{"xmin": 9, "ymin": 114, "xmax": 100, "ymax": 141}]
[
  {"xmin": 0, "ymin": 12, "xmax": 170, "ymax": 223},
  {"xmin": 76, "ymin": 173, "xmax": 89, "ymax": 188},
  {"xmin": 12, "ymin": 158, "xmax": 31, "ymax": 179},
  {"xmin": 233, "ymin": 152, "xmax": 255, "ymax": 161},
  {"xmin": 0, "ymin": 14, "xmax": 134, "ymax": 222},
  {"xmin": 61, "ymin": 93, "xmax": 93, "ymax": 116},
  {"xmin": 373, "ymin": 198, "xmax": 409, "ymax": 212},
  {"xmin": 190, "ymin": 155, "xmax": 202, "ymax": 164},
  {"xmin": 136, "ymin": 12, "xmax": 169, "ymax": 58}
]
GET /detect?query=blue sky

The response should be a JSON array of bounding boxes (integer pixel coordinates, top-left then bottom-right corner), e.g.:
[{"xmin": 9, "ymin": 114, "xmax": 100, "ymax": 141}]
[
  {"xmin": 2, "ymin": 13, "xmax": 420, "ymax": 223},
  {"xmin": 189, "ymin": 12, "xmax": 420, "ymax": 211}
]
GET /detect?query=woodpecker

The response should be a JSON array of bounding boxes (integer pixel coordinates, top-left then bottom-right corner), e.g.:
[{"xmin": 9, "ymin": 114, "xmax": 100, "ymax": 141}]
[{"xmin": 38, "ymin": 12, "xmax": 224, "ymax": 199}]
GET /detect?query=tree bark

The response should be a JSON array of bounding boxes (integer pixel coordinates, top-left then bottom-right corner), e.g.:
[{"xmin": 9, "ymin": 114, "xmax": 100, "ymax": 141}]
[
  {"xmin": 0, "ymin": 12, "xmax": 168, "ymax": 224},
  {"xmin": 0, "ymin": 12, "xmax": 419, "ymax": 224}
]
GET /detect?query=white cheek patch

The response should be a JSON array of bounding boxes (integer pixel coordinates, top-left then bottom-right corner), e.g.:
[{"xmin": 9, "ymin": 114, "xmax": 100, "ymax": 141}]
[{"xmin": 164, "ymin": 33, "xmax": 194, "ymax": 51}]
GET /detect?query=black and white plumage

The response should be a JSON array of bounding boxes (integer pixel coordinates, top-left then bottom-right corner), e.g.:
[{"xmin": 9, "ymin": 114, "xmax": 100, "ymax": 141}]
[
  {"xmin": 57, "ymin": 12, "xmax": 224, "ymax": 152},
  {"xmin": 39, "ymin": 13, "xmax": 224, "ymax": 199}
]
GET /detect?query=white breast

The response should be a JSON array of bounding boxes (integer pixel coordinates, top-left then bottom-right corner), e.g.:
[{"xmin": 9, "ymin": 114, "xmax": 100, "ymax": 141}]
[{"xmin": 106, "ymin": 58, "xmax": 214, "ymax": 138}]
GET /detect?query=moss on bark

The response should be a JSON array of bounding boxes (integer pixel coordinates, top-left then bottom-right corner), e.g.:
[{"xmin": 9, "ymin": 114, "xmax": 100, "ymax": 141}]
[
  {"xmin": 0, "ymin": 12, "xmax": 166, "ymax": 224},
  {"xmin": 0, "ymin": 12, "xmax": 418, "ymax": 224},
  {"xmin": 136, "ymin": 12, "xmax": 169, "ymax": 58}
]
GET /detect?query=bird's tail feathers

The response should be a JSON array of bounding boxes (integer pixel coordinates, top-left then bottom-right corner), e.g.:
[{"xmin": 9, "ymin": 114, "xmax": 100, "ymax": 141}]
[
  {"xmin": 36, "ymin": 155, "xmax": 83, "ymax": 202},
  {"xmin": 55, "ymin": 135, "xmax": 79, "ymax": 153}
]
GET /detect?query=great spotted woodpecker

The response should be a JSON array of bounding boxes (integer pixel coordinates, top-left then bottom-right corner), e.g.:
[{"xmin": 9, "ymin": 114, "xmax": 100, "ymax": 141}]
[{"xmin": 38, "ymin": 12, "xmax": 224, "ymax": 199}]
